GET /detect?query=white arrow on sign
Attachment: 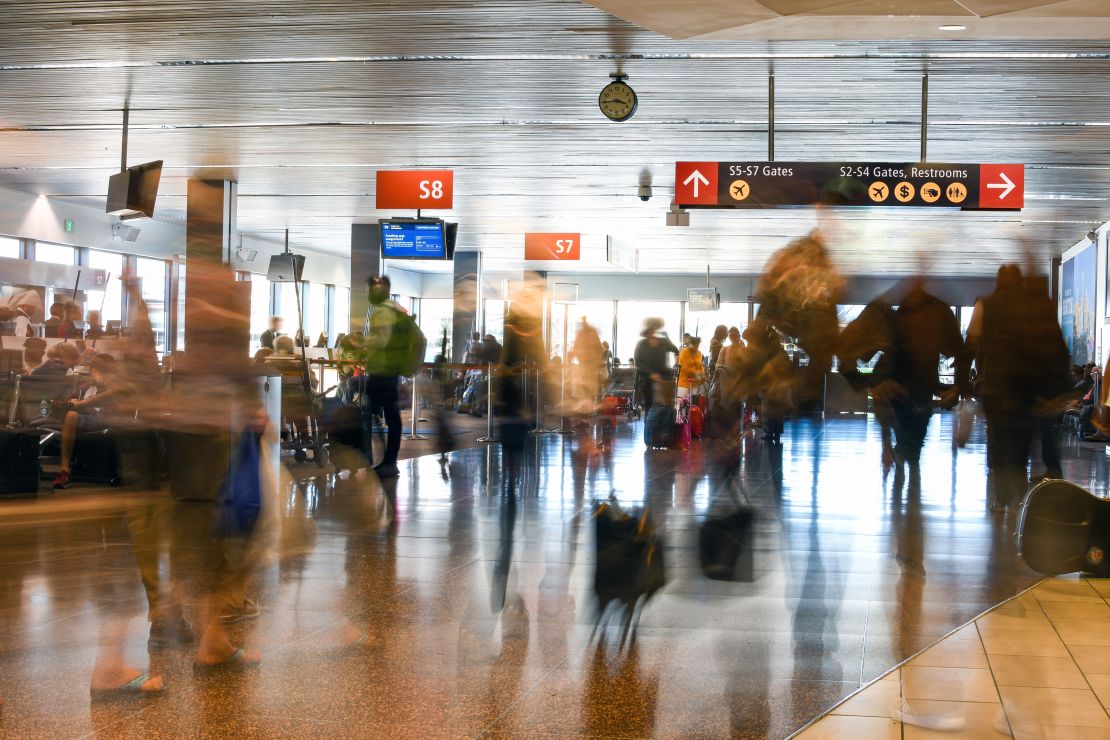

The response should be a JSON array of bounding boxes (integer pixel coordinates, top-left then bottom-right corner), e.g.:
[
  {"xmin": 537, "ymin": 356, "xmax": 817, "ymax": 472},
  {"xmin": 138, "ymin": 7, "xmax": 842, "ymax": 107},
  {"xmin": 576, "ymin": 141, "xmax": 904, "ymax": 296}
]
[
  {"xmin": 987, "ymin": 171, "xmax": 1015, "ymax": 200},
  {"xmin": 683, "ymin": 169, "xmax": 710, "ymax": 197}
]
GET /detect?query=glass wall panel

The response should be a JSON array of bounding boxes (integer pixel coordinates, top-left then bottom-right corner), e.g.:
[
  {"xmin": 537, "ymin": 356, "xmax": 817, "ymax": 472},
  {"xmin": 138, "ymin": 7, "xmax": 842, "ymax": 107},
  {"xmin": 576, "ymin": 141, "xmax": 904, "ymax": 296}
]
[
  {"xmin": 684, "ymin": 301, "xmax": 748, "ymax": 341},
  {"xmin": 86, "ymin": 250, "xmax": 124, "ymax": 326},
  {"xmin": 176, "ymin": 262, "xmax": 186, "ymax": 351},
  {"xmin": 418, "ymin": 298, "xmax": 453, "ymax": 361},
  {"xmin": 0, "ymin": 236, "xmax": 19, "ymax": 259},
  {"xmin": 249, "ymin": 273, "xmax": 272, "ymax": 351},
  {"xmin": 35, "ymin": 242, "xmax": 75, "ymax": 265},
  {"xmin": 277, "ymin": 282, "xmax": 301, "ymax": 338},
  {"xmin": 550, "ymin": 300, "xmax": 615, "ymax": 363},
  {"xmin": 333, "ymin": 286, "xmax": 350, "ymax": 343},
  {"xmin": 483, "ymin": 298, "xmax": 507, "ymax": 344},
  {"xmin": 135, "ymin": 257, "xmax": 167, "ymax": 353},
  {"xmin": 305, "ymin": 283, "xmax": 329, "ymax": 345},
  {"xmin": 614, "ymin": 300, "xmax": 681, "ymax": 366}
]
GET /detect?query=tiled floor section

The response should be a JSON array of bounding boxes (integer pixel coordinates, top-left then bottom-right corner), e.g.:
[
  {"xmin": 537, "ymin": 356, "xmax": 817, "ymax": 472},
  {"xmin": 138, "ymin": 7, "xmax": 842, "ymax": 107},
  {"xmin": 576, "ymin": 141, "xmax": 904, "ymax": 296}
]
[{"xmin": 797, "ymin": 576, "xmax": 1110, "ymax": 739}]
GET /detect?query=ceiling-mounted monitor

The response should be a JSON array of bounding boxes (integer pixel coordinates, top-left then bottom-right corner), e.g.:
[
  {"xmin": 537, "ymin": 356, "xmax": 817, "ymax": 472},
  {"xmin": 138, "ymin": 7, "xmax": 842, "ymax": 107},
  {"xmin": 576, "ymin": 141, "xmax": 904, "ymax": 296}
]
[
  {"xmin": 267, "ymin": 253, "xmax": 305, "ymax": 283},
  {"xmin": 106, "ymin": 160, "xmax": 163, "ymax": 219},
  {"xmin": 380, "ymin": 219, "xmax": 451, "ymax": 260},
  {"xmin": 687, "ymin": 287, "xmax": 720, "ymax": 312}
]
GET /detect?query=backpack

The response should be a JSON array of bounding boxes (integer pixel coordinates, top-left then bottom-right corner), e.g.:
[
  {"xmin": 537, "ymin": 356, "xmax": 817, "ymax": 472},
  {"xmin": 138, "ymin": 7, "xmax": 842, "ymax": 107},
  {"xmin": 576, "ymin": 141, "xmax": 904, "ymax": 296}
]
[{"xmin": 382, "ymin": 305, "xmax": 427, "ymax": 378}]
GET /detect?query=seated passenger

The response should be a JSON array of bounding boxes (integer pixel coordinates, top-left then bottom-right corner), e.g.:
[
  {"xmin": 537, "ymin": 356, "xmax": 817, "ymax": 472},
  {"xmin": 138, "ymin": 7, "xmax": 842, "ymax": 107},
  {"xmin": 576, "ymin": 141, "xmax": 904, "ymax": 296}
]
[
  {"xmin": 252, "ymin": 347, "xmax": 274, "ymax": 365},
  {"xmin": 31, "ymin": 342, "xmax": 81, "ymax": 376},
  {"xmin": 265, "ymin": 335, "xmax": 317, "ymax": 388},
  {"xmin": 22, "ymin": 337, "xmax": 47, "ymax": 374},
  {"xmin": 52, "ymin": 354, "xmax": 117, "ymax": 490},
  {"xmin": 84, "ymin": 310, "xmax": 106, "ymax": 340},
  {"xmin": 43, "ymin": 301, "xmax": 79, "ymax": 339}
]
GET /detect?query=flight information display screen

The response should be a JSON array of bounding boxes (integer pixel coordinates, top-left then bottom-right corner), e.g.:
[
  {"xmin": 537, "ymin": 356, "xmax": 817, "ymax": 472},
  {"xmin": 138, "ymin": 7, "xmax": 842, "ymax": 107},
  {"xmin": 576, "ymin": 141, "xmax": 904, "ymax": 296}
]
[{"xmin": 380, "ymin": 220, "xmax": 447, "ymax": 259}]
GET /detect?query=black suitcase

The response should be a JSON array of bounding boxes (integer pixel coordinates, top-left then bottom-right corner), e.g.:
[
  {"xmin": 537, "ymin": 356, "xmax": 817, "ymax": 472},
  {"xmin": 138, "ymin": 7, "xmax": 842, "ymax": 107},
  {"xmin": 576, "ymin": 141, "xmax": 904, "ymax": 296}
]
[
  {"xmin": 1018, "ymin": 479, "xmax": 1110, "ymax": 577},
  {"xmin": 0, "ymin": 428, "xmax": 40, "ymax": 497},
  {"xmin": 70, "ymin": 430, "xmax": 121, "ymax": 486},
  {"xmin": 699, "ymin": 507, "xmax": 755, "ymax": 582}
]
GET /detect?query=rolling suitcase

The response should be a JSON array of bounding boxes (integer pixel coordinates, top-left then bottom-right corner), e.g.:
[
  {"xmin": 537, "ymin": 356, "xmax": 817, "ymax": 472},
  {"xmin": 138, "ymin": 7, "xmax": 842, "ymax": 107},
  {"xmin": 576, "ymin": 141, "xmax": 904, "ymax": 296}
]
[
  {"xmin": 643, "ymin": 404, "xmax": 676, "ymax": 449},
  {"xmin": 0, "ymin": 428, "xmax": 40, "ymax": 496},
  {"xmin": 689, "ymin": 404, "xmax": 705, "ymax": 439},
  {"xmin": 673, "ymin": 397, "xmax": 692, "ymax": 450}
]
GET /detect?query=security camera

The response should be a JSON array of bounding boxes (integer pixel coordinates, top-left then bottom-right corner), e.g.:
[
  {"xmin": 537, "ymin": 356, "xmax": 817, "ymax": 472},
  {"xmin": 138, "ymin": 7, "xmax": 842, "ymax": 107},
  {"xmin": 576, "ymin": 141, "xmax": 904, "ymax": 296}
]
[
  {"xmin": 1089, "ymin": 230, "xmax": 1099, "ymax": 242},
  {"xmin": 112, "ymin": 222, "xmax": 140, "ymax": 242},
  {"xmin": 637, "ymin": 185, "xmax": 652, "ymax": 202}
]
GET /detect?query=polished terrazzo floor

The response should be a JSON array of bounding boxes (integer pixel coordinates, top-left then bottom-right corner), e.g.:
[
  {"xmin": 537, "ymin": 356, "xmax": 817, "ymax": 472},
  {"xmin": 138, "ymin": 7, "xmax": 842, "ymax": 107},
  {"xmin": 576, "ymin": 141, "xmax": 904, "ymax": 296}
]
[{"xmin": 0, "ymin": 412, "xmax": 1102, "ymax": 738}]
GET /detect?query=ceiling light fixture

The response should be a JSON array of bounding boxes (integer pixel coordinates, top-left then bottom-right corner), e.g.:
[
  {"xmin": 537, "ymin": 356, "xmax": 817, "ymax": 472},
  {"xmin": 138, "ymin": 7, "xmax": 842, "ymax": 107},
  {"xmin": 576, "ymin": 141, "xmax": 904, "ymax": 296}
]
[{"xmin": 938, "ymin": 24, "xmax": 967, "ymax": 31}]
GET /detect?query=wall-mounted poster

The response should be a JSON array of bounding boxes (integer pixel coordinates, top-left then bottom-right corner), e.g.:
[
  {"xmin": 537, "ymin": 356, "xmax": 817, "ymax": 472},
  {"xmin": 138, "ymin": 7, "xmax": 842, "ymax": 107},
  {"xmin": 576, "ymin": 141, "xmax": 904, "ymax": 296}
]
[{"xmin": 1062, "ymin": 242, "xmax": 1097, "ymax": 365}]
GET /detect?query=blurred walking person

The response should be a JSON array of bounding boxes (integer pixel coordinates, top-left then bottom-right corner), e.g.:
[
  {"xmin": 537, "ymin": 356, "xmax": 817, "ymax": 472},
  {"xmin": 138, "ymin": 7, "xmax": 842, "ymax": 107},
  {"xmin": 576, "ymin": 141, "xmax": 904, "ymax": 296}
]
[
  {"xmin": 634, "ymin": 318, "xmax": 678, "ymax": 411},
  {"xmin": 967, "ymin": 265, "xmax": 1071, "ymax": 512}
]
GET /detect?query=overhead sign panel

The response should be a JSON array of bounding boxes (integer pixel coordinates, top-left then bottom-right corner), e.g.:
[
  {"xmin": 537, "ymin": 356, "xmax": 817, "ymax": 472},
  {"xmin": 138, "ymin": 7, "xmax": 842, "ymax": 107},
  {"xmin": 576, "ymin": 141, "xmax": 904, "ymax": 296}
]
[
  {"xmin": 376, "ymin": 169, "xmax": 454, "ymax": 210},
  {"xmin": 525, "ymin": 232, "xmax": 580, "ymax": 261},
  {"xmin": 673, "ymin": 162, "xmax": 1023, "ymax": 210}
]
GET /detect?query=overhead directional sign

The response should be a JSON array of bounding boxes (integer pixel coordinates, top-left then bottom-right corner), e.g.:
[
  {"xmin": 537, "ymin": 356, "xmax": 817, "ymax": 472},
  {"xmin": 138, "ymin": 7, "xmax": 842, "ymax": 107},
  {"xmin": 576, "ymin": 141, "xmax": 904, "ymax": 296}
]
[
  {"xmin": 376, "ymin": 169, "xmax": 454, "ymax": 210},
  {"xmin": 674, "ymin": 162, "xmax": 1024, "ymax": 210},
  {"xmin": 525, "ymin": 232, "xmax": 580, "ymax": 261}
]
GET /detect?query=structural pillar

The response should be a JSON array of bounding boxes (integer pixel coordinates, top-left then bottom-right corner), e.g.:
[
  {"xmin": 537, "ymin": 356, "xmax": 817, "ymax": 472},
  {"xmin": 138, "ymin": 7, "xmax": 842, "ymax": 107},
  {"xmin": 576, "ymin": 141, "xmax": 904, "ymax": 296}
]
[
  {"xmin": 184, "ymin": 178, "xmax": 248, "ymax": 356},
  {"xmin": 451, "ymin": 250, "xmax": 481, "ymax": 362},
  {"xmin": 349, "ymin": 223, "xmax": 382, "ymax": 334}
]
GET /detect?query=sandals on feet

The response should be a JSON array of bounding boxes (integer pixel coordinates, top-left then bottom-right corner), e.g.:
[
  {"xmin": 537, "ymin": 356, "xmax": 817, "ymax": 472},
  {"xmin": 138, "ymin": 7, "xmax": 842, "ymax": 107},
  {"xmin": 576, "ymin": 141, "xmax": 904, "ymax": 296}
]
[
  {"xmin": 192, "ymin": 647, "xmax": 261, "ymax": 674},
  {"xmin": 90, "ymin": 672, "xmax": 166, "ymax": 701}
]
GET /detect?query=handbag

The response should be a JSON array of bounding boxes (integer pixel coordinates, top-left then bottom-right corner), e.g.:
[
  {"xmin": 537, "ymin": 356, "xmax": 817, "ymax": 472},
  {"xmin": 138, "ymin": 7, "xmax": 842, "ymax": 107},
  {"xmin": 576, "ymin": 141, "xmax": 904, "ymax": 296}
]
[{"xmin": 217, "ymin": 430, "xmax": 263, "ymax": 536}]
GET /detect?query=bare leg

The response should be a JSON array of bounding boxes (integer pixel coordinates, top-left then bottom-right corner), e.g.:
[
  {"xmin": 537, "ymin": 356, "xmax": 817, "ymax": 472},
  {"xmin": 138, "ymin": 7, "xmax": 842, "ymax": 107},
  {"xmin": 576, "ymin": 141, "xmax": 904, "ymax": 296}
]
[
  {"xmin": 59, "ymin": 409, "xmax": 79, "ymax": 474},
  {"xmin": 90, "ymin": 616, "xmax": 164, "ymax": 693}
]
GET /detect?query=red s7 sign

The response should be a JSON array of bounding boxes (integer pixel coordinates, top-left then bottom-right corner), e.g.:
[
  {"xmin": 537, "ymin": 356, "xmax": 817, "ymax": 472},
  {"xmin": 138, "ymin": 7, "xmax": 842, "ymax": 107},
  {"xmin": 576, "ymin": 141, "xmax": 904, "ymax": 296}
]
[{"xmin": 525, "ymin": 233, "xmax": 580, "ymax": 260}]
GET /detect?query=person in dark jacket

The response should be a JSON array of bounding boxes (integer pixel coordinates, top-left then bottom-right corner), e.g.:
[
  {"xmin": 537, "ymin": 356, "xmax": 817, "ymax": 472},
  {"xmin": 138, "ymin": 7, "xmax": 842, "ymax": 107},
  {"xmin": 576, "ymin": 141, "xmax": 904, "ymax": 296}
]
[
  {"xmin": 44, "ymin": 301, "xmax": 79, "ymax": 339},
  {"xmin": 967, "ymin": 265, "xmax": 1071, "ymax": 511},
  {"xmin": 30, "ymin": 342, "xmax": 80, "ymax": 376},
  {"xmin": 259, "ymin": 316, "xmax": 282, "ymax": 350},
  {"xmin": 888, "ymin": 278, "xmax": 969, "ymax": 484},
  {"xmin": 633, "ymin": 318, "xmax": 679, "ymax": 411}
]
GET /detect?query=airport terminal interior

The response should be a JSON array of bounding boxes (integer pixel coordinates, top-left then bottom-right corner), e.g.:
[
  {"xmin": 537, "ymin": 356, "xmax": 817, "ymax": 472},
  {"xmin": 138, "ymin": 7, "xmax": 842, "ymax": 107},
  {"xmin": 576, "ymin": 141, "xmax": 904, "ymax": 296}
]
[{"xmin": 7, "ymin": 1, "xmax": 1110, "ymax": 738}]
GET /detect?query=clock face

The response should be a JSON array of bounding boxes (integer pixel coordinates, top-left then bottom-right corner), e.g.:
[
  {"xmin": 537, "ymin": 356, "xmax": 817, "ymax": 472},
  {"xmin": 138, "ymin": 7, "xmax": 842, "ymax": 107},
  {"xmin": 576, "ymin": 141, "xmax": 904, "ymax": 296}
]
[{"xmin": 598, "ymin": 81, "xmax": 637, "ymax": 122}]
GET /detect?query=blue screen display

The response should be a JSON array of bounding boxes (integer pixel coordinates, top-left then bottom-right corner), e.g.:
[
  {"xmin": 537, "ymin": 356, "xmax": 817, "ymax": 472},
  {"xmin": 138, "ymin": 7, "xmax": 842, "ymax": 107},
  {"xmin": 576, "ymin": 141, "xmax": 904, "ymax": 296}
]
[{"xmin": 380, "ymin": 221, "xmax": 446, "ymax": 259}]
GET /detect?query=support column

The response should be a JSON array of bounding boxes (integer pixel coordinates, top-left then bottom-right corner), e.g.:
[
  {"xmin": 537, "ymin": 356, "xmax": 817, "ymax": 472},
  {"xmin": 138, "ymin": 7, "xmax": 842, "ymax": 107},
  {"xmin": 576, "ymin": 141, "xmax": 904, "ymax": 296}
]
[
  {"xmin": 349, "ymin": 223, "xmax": 381, "ymax": 334},
  {"xmin": 451, "ymin": 251, "xmax": 481, "ymax": 362},
  {"xmin": 184, "ymin": 179, "xmax": 247, "ymax": 356}
]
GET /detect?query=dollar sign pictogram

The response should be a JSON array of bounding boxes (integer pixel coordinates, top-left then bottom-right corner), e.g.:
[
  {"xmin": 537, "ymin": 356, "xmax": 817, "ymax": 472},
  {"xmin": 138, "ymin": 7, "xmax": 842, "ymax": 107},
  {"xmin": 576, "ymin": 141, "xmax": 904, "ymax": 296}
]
[{"xmin": 899, "ymin": 185, "xmax": 910, "ymax": 199}]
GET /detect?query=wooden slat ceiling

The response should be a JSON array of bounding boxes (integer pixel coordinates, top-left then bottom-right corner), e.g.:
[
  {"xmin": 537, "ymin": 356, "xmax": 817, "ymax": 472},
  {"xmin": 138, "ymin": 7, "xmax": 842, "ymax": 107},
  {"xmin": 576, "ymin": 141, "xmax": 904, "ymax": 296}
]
[{"xmin": 1, "ymin": 0, "xmax": 1109, "ymax": 276}]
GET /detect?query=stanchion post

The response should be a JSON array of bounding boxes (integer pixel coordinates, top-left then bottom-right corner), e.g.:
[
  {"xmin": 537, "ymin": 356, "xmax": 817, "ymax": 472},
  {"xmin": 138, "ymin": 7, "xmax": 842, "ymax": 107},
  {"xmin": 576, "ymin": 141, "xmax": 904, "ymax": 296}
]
[
  {"xmin": 532, "ymin": 363, "xmax": 557, "ymax": 434},
  {"xmin": 477, "ymin": 362, "xmax": 499, "ymax": 443},
  {"xmin": 404, "ymin": 368, "xmax": 427, "ymax": 440}
]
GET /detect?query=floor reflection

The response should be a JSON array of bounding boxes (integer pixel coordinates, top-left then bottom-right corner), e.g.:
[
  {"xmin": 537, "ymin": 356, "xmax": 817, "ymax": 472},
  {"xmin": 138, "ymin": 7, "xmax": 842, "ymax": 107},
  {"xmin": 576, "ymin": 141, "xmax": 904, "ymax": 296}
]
[{"xmin": 0, "ymin": 412, "xmax": 1068, "ymax": 737}]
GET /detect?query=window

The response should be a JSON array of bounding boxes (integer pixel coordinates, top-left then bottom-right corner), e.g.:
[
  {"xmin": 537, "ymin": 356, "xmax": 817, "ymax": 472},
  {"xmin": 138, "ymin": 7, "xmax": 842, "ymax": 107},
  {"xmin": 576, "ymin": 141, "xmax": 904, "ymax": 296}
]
[
  {"xmin": 249, "ymin": 273, "xmax": 272, "ymax": 351},
  {"xmin": 277, "ymin": 282, "xmax": 303, "ymax": 340},
  {"xmin": 685, "ymin": 301, "xmax": 748, "ymax": 341},
  {"xmin": 551, "ymin": 300, "xmax": 615, "ymax": 363},
  {"xmin": 332, "ymin": 286, "xmax": 350, "ymax": 343},
  {"xmin": 483, "ymin": 298, "xmax": 507, "ymax": 344},
  {"xmin": 614, "ymin": 300, "xmax": 682, "ymax": 365},
  {"xmin": 35, "ymin": 242, "xmax": 75, "ymax": 265},
  {"xmin": 86, "ymin": 250, "xmax": 124, "ymax": 327},
  {"xmin": 304, "ymin": 283, "xmax": 329, "ymax": 346},
  {"xmin": 176, "ymin": 262, "xmax": 186, "ymax": 351},
  {"xmin": 136, "ymin": 257, "xmax": 167, "ymax": 353},
  {"xmin": 0, "ymin": 236, "xmax": 19, "ymax": 259},
  {"xmin": 418, "ymin": 298, "xmax": 454, "ymax": 362}
]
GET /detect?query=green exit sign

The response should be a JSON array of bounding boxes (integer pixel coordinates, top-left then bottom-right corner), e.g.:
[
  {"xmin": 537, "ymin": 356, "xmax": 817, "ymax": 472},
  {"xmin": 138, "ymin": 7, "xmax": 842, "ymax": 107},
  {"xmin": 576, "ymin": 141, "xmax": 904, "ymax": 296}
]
[{"xmin": 64, "ymin": 219, "xmax": 74, "ymax": 233}]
